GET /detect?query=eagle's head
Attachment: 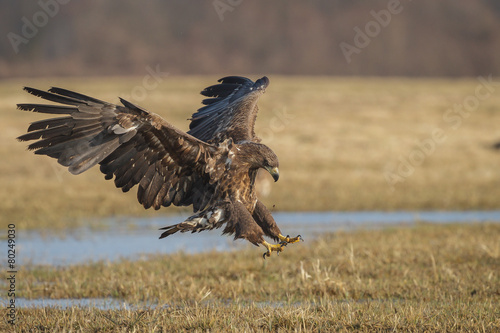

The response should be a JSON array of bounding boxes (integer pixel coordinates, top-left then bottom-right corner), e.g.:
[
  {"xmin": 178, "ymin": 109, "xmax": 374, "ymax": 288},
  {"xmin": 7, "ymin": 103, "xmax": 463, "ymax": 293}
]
[
  {"xmin": 260, "ymin": 146, "xmax": 280, "ymax": 182},
  {"xmin": 239, "ymin": 142, "xmax": 279, "ymax": 182}
]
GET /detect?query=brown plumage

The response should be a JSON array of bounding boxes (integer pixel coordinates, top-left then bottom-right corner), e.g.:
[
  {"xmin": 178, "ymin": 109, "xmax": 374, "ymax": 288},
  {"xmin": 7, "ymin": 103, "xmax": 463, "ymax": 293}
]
[{"xmin": 17, "ymin": 76, "xmax": 302, "ymax": 257}]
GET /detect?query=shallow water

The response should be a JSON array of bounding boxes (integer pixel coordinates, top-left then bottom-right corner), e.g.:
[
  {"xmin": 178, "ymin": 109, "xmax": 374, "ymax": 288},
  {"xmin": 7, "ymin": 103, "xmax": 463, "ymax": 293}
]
[
  {"xmin": 2, "ymin": 210, "xmax": 500, "ymax": 266},
  {"xmin": 2, "ymin": 297, "xmax": 395, "ymax": 310},
  {"xmin": 0, "ymin": 298, "xmax": 138, "ymax": 311}
]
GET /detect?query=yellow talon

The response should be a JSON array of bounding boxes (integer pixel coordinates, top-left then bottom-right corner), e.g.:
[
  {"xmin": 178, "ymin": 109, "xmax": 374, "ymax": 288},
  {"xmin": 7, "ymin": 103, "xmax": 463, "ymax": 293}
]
[
  {"xmin": 278, "ymin": 234, "xmax": 303, "ymax": 244},
  {"xmin": 262, "ymin": 235, "xmax": 304, "ymax": 258},
  {"xmin": 262, "ymin": 240, "xmax": 285, "ymax": 259}
]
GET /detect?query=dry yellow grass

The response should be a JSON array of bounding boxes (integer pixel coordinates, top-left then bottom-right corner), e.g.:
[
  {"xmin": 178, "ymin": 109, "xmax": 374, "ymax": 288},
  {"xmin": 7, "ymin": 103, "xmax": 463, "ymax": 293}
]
[
  {"xmin": 4, "ymin": 223, "xmax": 500, "ymax": 332},
  {"xmin": 1, "ymin": 76, "xmax": 500, "ymax": 229}
]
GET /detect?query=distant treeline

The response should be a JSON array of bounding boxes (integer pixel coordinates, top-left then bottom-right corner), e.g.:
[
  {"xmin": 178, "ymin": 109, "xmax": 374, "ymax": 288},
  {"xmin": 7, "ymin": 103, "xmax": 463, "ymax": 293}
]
[{"xmin": 1, "ymin": 0, "xmax": 500, "ymax": 77}]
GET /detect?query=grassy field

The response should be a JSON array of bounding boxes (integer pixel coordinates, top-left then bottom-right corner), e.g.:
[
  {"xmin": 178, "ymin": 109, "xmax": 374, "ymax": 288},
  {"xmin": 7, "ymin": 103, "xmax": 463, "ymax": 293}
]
[
  {"xmin": 3, "ymin": 223, "xmax": 499, "ymax": 332},
  {"xmin": 1, "ymin": 76, "xmax": 500, "ymax": 230},
  {"xmin": 1, "ymin": 76, "xmax": 499, "ymax": 331}
]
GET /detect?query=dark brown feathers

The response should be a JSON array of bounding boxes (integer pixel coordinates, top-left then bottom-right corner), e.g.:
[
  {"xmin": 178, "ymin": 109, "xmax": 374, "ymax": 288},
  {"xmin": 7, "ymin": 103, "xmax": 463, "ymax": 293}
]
[{"xmin": 188, "ymin": 76, "xmax": 269, "ymax": 143}]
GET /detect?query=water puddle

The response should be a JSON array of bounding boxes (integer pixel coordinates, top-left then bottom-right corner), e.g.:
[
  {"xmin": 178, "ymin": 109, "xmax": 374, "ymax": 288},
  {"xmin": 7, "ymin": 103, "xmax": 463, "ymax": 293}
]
[
  {"xmin": 3, "ymin": 297, "xmax": 402, "ymax": 311},
  {"xmin": 1, "ymin": 298, "xmax": 138, "ymax": 311},
  {"xmin": 1, "ymin": 211, "xmax": 500, "ymax": 266}
]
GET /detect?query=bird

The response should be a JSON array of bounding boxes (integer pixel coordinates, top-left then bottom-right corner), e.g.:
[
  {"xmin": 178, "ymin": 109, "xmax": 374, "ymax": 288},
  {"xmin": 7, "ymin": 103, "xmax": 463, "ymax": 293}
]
[{"xmin": 17, "ymin": 76, "xmax": 302, "ymax": 258}]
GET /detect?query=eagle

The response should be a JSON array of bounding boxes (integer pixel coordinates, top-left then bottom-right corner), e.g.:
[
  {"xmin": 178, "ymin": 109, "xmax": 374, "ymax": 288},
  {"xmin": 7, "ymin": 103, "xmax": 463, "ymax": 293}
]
[{"xmin": 17, "ymin": 76, "xmax": 302, "ymax": 258}]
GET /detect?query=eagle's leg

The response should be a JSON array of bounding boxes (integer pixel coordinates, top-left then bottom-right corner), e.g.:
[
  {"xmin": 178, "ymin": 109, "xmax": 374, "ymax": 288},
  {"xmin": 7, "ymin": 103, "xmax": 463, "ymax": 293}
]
[{"xmin": 252, "ymin": 200, "xmax": 303, "ymax": 257}]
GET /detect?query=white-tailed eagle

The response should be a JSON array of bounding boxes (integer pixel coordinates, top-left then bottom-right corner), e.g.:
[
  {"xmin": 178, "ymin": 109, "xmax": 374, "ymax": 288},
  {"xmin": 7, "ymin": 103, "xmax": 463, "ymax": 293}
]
[{"xmin": 17, "ymin": 76, "xmax": 302, "ymax": 257}]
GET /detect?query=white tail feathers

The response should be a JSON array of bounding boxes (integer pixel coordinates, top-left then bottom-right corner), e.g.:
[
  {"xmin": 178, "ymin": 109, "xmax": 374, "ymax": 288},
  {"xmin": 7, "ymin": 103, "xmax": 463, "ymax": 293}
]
[{"xmin": 159, "ymin": 207, "xmax": 226, "ymax": 239}]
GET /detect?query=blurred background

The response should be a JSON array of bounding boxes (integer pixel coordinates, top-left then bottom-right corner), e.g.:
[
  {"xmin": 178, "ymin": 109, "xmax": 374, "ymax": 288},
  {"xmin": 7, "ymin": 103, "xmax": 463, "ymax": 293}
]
[
  {"xmin": 1, "ymin": 2, "xmax": 499, "ymax": 322},
  {"xmin": 1, "ymin": 0, "xmax": 500, "ymax": 78}
]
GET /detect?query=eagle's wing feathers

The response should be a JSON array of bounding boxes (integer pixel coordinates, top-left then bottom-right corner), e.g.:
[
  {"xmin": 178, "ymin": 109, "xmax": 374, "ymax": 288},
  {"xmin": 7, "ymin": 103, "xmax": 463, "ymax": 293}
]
[
  {"xmin": 188, "ymin": 76, "xmax": 269, "ymax": 143},
  {"xmin": 17, "ymin": 87, "xmax": 220, "ymax": 210}
]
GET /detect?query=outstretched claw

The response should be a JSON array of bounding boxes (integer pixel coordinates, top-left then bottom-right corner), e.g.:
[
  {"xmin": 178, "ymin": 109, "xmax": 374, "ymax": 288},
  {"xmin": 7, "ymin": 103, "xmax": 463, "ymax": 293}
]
[
  {"xmin": 262, "ymin": 241, "xmax": 285, "ymax": 259},
  {"xmin": 278, "ymin": 234, "xmax": 303, "ymax": 244},
  {"xmin": 261, "ymin": 234, "xmax": 304, "ymax": 258}
]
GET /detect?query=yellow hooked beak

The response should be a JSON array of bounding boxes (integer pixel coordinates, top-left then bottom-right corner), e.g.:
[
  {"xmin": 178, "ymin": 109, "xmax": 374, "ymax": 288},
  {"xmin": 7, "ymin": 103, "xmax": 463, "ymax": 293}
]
[{"xmin": 265, "ymin": 166, "xmax": 280, "ymax": 182}]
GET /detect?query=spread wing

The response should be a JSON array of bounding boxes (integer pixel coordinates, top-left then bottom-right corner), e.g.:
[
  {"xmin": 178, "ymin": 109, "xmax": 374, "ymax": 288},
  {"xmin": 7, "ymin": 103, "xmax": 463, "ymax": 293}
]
[
  {"xmin": 17, "ymin": 87, "xmax": 226, "ymax": 211},
  {"xmin": 188, "ymin": 76, "xmax": 269, "ymax": 144}
]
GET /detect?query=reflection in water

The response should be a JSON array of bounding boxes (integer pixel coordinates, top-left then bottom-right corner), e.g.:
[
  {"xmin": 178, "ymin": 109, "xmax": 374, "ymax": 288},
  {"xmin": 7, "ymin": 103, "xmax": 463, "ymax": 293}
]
[{"xmin": 2, "ymin": 211, "xmax": 500, "ymax": 266}]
